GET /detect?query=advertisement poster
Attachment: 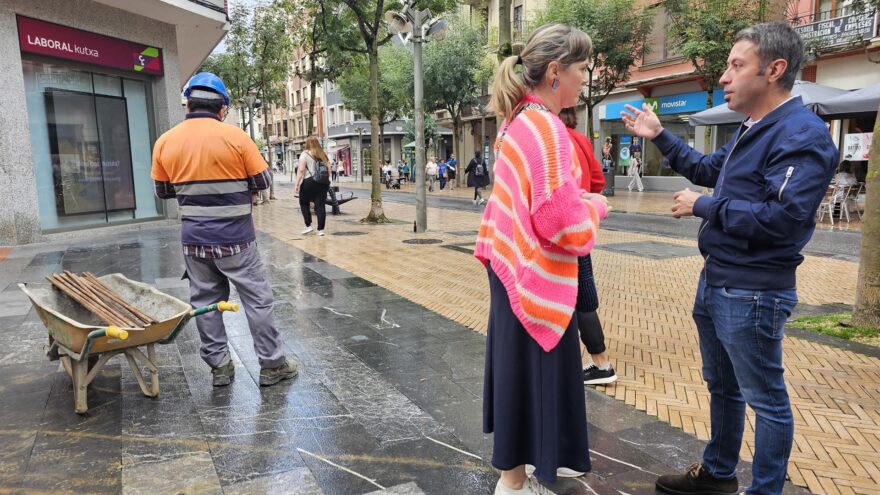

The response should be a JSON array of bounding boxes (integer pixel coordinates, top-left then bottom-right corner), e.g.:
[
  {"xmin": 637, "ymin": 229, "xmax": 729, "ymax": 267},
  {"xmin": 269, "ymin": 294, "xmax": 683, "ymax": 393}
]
[
  {"xmin": 843, "ymin": 133, "xmax": 872, "ymax": 161},
  {"xmin": 618, "ymin": 135, "xmax": 632, "ymax": 173}
]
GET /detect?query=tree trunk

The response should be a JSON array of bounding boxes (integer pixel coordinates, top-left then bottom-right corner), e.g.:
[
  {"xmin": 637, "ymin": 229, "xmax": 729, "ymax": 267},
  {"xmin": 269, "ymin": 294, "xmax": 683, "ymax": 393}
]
[
  {"xmin": 362, "ymin": 45, "xmax": 388, "ymax": 223},
  {"xmin": 262, "ymin": 103, "xmax": 275, "ymax": 199},
  {"xmin": 704, "ymin": 90, "xmax": 713, "ymax": 151},
  {"xmin": 852, "ymin": 107, "xmax": 880, "ymax": 328},
  {"xmin": 307, "ymin": 77, "xmax": 317, "ymax": 136}
]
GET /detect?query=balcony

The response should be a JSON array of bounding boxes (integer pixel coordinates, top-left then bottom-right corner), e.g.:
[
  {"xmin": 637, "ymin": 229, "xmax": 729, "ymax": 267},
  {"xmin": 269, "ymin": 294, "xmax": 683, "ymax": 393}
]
[{"xmin": 790, "ymin": 8, "xmax": 878, "ymax": 49}]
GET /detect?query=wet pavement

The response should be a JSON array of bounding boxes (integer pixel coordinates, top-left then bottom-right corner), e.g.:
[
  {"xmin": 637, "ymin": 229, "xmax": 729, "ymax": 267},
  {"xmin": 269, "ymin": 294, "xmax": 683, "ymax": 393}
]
[{"xmin": 0, "ymin": 227, "xmax": 811, "ymax": 494}]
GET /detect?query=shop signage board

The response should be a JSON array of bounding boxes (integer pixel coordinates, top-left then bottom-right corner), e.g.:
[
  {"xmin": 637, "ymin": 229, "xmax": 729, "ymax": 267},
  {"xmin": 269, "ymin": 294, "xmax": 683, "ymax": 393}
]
[
  {"xmin": 17, "ymin": 15, "xmax": 163, "ymax": 75},
  {"xmin": 794, "ymin": 11, "xmax": 876, "ymax": 48},
  {"xmin": 843, "ymin": 132, "xmax": 873, "ymax": 161},
  {"xmin": 605, "ymin": 90, "xmax": 726, "ymax": 120}
]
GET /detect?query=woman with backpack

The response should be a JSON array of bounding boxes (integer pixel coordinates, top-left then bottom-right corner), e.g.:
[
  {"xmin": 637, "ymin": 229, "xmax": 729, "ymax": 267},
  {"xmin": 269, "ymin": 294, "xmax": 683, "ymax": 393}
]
[
  {"xmin": 466, "ymin": 151, "xmax": 489, "ymax": 205},
  {"xmin": 295, "ymin": 136, "xmax": 331, "ymax": 236}
]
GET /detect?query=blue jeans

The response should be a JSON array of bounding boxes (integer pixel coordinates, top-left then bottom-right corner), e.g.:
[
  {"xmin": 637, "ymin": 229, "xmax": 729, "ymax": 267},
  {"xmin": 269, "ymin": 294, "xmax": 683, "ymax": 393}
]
[{"xmin": 694, "ymin": 275, "xmax": 797, "ymax": 495}]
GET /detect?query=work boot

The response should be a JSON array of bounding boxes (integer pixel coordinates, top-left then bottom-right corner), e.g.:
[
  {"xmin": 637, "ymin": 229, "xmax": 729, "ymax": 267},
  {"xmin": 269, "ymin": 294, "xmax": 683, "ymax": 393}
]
[
  {"xmin": 259, "ymin": 358, "xmax": 299, "ymax": 386},
  {"xmin": 211, "ymin": 359, "xmax": 235, "ymax": 387},
  {"xmin": 656, "ymin": 463, "xmax": 739, "ymax": 495}
]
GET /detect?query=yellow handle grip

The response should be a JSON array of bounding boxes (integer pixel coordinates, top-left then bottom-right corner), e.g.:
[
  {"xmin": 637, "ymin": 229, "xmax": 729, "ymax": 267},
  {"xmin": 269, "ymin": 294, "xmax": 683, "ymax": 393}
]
[
  {"xmin": 218, "ymin": 301, "xmax": 239, "ymax": 312},
  {"xmin": 105, "ymin": 326, "xmax": 129, "ymax": 340}
]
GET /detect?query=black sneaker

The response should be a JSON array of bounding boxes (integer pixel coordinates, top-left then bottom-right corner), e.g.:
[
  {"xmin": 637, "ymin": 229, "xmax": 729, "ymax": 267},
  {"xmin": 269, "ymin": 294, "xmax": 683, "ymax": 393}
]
[
  {"xmin": 211, "ymin": 360, "xmax": 235, "ymax": 387},
  {"xmin": 656, "ymin": 463, "xmax": 739, "ymax": 495},
  {"xmin": 583, "ymin": 365, "xmax": 617, "ymax": 385}
]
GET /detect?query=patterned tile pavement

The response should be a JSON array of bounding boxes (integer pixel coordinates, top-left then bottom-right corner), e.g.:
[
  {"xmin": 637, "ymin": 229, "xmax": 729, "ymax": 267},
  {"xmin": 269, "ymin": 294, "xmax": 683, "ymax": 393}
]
[{"xmin": 253, "ymin": 191, "xmax": 878, "ymax": 495}]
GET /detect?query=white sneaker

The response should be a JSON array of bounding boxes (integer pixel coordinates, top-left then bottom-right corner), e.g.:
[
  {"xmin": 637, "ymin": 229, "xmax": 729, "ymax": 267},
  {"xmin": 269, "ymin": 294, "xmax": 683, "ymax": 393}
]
[
  {"xmin": 494, "ymin": 476, "xmax": 553, "ymax": 495},
  {"xmin": 301, "ymin": 227, "xmax": 313, "ymax": 235},
  {"xmin": 317, "ymin": 230, "xmax": 325, "ymax": 236},
  {"xmin": 479, "ymin": 198, "xmax": 487, "ymax": 205},
  {"xmin": 525, "ymin": 464, "xmax": 585, "ymax": 478}
]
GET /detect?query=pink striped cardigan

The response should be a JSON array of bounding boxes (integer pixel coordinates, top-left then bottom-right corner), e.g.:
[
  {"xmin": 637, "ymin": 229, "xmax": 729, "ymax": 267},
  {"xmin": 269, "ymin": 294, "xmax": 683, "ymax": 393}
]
[{"xmin": 474, "ymin": 94, "xmax": 607, "ymax": 352}]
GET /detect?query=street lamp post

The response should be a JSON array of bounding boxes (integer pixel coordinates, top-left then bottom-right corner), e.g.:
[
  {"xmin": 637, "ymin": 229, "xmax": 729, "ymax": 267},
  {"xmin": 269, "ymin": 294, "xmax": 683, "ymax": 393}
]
[
  {"xmin": 357, "ymin": 127, "xmax": 364, "ymax": 183},
  {"xmin": 386, "ymin": 5, "xmax": 445, "ymax": 233}
]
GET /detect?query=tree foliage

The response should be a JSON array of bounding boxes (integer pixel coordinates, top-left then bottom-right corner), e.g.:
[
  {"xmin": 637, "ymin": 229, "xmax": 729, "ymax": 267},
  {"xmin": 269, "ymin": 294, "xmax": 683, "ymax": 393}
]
[
  {"xmin": 338, "ymin": 45, "xmax": 413, "ymax": 127},
  {"xmin": 199, "ymin": 1, "xmax": 293, "ymax": 133},
  {"xmin": 537, "ymin": 0, "xmax": 653, "ymax": 138}
]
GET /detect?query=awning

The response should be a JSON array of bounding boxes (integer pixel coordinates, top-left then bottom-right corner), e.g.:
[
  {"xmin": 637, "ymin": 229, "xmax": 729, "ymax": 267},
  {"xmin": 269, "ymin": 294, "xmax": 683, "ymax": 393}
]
[
  {"xmin": 815, "ymin": 83, "xmax": 880, "ymax": 119},
  {"xmin": 689, "ymin": 80, "xmax": 849, "ymax": 126},
  {"xmin": 403, "ymin": 141, "xmax": 416, "ymax": 148}
]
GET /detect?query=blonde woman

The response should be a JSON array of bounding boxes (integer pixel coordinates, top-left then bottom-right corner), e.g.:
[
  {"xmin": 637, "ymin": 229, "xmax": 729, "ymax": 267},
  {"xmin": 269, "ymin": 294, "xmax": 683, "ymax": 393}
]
[
  {"xmin": 476, "ymin": 24, "xmax": 609, "ymax": 495},
  {"xmin": 295, "ymin": 136, "xmax": 330, "ymax": 236}
]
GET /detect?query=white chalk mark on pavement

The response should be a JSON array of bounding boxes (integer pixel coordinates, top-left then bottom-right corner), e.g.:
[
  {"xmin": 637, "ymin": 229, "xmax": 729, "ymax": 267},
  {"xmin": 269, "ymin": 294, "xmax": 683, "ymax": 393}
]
[
  {"xmin": 296, "ymin": 447, "xmax": 385, "ymax": 490},
  {"xmin": 424, "ymin": 435, "xmax": 483, "ymax": 461}
]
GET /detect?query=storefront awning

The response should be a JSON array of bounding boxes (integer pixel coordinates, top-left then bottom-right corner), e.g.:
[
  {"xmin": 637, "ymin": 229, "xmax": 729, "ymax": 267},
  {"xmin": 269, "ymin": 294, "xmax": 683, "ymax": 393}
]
[
  {"xmin": 403, "ymin": 141, "xmax": 416, "ymax": 148},
  {"xmin": 689, "ymin": 80, "xmax": 849, "ymax": 126},
  {"xmin": 816, "ymin": 84, "xmax": 880, "ymax": 119}
]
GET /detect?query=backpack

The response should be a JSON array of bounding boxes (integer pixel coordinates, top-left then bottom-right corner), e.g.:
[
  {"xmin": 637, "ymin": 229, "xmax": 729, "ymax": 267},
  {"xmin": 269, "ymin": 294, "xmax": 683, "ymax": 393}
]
[
  {"xmin": 474, "ymin": 159, "xmax": 485, "ymax": 177},
  {"xmin": 307, "ymin": 152, "xmax": 330, "ymax": 185}
]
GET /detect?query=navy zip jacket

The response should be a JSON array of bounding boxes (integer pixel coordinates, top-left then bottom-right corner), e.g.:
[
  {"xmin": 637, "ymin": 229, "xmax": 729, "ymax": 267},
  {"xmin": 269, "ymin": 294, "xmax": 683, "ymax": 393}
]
[{"xmin": 652, "ymin": 96, "xmax": 838, "ymax": 290}]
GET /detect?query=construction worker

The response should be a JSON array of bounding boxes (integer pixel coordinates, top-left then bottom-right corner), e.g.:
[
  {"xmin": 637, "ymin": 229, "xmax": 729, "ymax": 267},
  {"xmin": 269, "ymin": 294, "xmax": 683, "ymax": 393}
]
[{"xmin": 151, "ymin": 72, "xmax": 297, "ymax": 387}]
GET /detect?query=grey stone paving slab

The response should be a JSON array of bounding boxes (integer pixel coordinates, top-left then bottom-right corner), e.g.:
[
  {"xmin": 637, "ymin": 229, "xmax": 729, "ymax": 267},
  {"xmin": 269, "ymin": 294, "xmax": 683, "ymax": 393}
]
[
  {"xmin": 0, "ymin": 289, "xmax": 34, "ymax": 317},
  {"xmin": 223, "ymin": 466, "xmax": 324, "ymax": 495},
  {"xmin": 121, "ymin": 451, "xmax": 222, "ymax": 495},
  {"xmin": 365, "ymin": 481, "xmax": 425, "ymax": 494},
  {"xmin": 302, "ymin": 261, "xmax": 357, "ymax": 280},
  {"xmin": 595, "ymin": 240, "xmax": 699, "ymax": 259}
]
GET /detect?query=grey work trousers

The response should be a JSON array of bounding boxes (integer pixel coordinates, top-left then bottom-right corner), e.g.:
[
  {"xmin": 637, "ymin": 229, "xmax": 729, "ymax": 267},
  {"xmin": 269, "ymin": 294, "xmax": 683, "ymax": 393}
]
[{"xmin": 183, "ymin": 246, "xmax": 285, "ymax": 369}]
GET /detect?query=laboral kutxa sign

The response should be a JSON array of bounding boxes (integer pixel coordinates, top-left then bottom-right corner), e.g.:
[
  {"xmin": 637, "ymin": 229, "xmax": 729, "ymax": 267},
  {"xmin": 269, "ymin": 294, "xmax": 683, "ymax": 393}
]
[{"xmin": 17, "ymin": 16, "xmax": 163, "ymax": 75}]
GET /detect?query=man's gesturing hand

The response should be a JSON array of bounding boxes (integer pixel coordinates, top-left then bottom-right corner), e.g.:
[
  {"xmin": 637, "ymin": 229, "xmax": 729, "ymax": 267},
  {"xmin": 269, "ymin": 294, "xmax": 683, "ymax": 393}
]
[
  {"xmin": 621, "ymin": 103, "xmax": 663, "ymax": 139},
  {"xmin": 672, "ymin": 188, "xmax": 702, "ymax": 218}
]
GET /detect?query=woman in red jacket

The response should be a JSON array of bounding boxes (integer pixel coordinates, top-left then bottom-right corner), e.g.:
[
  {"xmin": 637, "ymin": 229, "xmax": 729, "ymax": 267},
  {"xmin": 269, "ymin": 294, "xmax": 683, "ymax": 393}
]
[{"xmin": 559, "ymin": 108, "xmax": 617, "ymax": 386}]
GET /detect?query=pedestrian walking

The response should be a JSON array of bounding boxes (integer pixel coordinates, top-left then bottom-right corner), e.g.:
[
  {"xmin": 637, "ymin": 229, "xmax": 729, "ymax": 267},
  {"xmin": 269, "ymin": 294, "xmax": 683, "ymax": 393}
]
[
  {"xmin": 627, "ymin": 137, "xmax": 644, "ymax": 192},
  {"xmin": 151, "ymin": 72, "xmax": 297, "ymax": 388},
  {"xmin": 446, "ymin": 154, "xmax": 457, "ymax": 190},
  {"xmin": 477, "ymin": 23, "xmax": 609, "ymax": 495},
  {"xmin": 426, "ymin": 157, "xmax": 438, "ymax": 192},
  {"xmin": 622, "ymin": 21, "xmax": 838, "ymax": 495},
  {"xmin": 465, "ymin": 151, "xmax": 488, "ymax": 205},
  {"xmin": 559, "ymin": 108, "xmax": 617, "ymax": 385},
  {"xmin": 331, "ymin": 159, "xmax": 338, "ymax": 182},
  {"xmin": 295, "ymin": 136, "xmax": 331, "ymax": 236},
  {"xmin": 337, "ymin": 161, "xmax": 344, "ymax": 179},
  {"xmin": 438, "ymin": 158, "xmax": 448, "ymax": 190},
  {"xmin": 403, "ymin": 160, "xmax": 411, "ymax": 183}
]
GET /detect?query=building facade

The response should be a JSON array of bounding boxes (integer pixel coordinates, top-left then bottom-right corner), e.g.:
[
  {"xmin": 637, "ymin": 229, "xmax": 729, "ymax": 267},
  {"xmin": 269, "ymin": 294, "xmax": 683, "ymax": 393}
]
[{"xmin": 0, "ymin": 0, "xmax": 228, "ymax": 245}]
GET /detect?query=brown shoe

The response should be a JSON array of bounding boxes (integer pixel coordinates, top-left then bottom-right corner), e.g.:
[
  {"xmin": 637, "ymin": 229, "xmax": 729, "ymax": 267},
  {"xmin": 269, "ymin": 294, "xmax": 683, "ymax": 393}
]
[
  {"xmin": 656, "ymin": 463, "xmax": 738, "ymax": 495},
  {"xmin": 259, "ymin": 358, "xmax": 299, "ymax": 386}
]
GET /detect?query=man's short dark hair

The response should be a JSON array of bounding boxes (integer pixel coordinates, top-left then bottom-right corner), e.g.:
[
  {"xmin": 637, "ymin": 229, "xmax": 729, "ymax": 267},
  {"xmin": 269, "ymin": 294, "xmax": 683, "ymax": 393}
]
[
  {"xmin": 187, "ymin": 97, "xmax": 224, "ymax": 115},
  {"xmin": 734, "ymin": 21, "xmax": 805, "ymax": 91}
]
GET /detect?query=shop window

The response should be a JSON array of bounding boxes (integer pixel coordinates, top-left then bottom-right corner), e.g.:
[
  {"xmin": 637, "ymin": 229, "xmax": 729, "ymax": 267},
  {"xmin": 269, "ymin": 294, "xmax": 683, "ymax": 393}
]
[
  {"xmin": 23, "ymin": 60, "xmax": 161, "ymax": 232},
  {"xmin": 513, "ymin": 5, "xmax": 523, "ymax": 42}
]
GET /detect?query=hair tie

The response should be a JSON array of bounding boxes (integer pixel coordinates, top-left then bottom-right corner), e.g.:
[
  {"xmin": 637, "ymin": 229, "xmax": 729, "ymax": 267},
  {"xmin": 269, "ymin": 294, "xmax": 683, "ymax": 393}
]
[{"xmin": 515, "ymin": 55, "xmax": 523, "ymax": 66}]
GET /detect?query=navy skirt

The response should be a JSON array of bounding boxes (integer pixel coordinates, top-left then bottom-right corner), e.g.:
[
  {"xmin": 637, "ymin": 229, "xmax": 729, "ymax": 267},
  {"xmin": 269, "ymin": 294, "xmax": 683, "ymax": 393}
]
[{"xmin": 483, "ymin": 265, "xmax": 591, "ymax": 483}]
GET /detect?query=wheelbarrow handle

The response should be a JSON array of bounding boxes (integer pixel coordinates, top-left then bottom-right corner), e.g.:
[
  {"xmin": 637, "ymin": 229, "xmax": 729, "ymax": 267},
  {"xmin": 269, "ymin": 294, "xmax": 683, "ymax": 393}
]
[
  {"xmin": 74, "ymin": 326, "xmax": 129, "ymax": 362},
  {"xmin": 189, "ymin": 301, "xmax": 240, "ymax": 317}
]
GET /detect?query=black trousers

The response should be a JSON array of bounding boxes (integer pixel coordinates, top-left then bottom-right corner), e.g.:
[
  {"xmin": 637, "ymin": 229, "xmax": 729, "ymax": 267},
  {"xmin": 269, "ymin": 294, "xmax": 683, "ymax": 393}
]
[
  {"xmin": 576, "ymin": 254, "xmax": 605, "ymax": 355},
  {"xmin": 299, "ymin": 177, "xmax": 329, "ymax": 230}
]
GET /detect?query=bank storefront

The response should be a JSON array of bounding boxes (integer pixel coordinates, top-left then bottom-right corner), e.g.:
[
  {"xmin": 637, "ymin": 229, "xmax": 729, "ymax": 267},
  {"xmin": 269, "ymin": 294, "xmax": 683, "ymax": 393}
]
[
  {"xmin": 599, "ymin": 88, "xmax": 725, "ymax": 190},
  {"xmin": 0, "ymin": 0, "xmax": 227, "ymax": 245},
  {"xmin": 19, "ymin": 17, "xmax": 165, "ymax": 232}
]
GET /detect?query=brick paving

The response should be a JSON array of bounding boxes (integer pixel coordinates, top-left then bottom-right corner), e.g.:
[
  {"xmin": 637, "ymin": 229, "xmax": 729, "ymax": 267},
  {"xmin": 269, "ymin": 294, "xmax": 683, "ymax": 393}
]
[{"xmin": 254, "ymin": 189, "xmax": 877, "ymax": 495}]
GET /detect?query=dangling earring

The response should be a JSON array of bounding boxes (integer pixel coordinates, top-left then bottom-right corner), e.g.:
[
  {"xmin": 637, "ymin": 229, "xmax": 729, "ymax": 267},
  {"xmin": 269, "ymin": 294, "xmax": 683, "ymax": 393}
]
[{"xmin": 551, "ymin": 79, "xmax": 559, "ymax": 93}]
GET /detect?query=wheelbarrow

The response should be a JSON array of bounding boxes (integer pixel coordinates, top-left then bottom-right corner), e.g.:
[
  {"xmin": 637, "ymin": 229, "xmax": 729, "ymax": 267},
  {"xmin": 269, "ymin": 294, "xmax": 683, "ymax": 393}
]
[{"xmin": 19, "ymin": 273, "xmax": 238, "ymax": 414}]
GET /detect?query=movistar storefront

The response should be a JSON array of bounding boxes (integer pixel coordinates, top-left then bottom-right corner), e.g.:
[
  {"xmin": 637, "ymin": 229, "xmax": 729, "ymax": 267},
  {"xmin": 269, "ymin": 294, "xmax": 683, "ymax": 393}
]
[{"xmin": 599, "ymin": 87, "xmax": 727, "ymax": 191}]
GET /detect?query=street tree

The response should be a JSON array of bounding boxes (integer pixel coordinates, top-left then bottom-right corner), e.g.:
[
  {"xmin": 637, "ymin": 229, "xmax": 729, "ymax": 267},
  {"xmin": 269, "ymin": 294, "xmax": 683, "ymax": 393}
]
[
  {"xmin": 852, "ymin": 106, "xmax": 880, "ymax": 328},
  {"xmin": 287, "ymin": 0, "xmax": 356, "ymax": 136},
  {"xmin": 423, "ymin": 15, "xmax": 489, "ymax": 186},
  {"xmin": 338, "ymin": 46, "xmax": 412, "ymax": 163},
  {"xmin": 537, "ymin": 0, "xmax": 653, "ymax": 138},
  {"xmin": 664, "ymin": 0, "xmax": 779, "ymax": 148},
  {"xmin": 199, "ymin": 0, "xmax": 293, "ymax": 146},
  {"xmin": 318, "ymin": 0, "xmax": 455, "ymax": 223}
]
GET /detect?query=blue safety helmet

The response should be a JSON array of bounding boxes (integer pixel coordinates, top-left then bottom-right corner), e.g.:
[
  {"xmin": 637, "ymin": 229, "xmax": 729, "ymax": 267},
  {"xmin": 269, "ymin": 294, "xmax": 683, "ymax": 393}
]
[{"xmin": 184, "ymin": 72, "xmax": 230, "ymax": 106}]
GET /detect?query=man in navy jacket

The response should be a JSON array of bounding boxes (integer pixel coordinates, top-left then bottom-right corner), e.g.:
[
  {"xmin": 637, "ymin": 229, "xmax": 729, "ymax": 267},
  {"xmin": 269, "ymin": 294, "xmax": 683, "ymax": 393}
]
[{"xmin": 622, "ymin": 22, "xmax": 838, "ymax": 495}]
